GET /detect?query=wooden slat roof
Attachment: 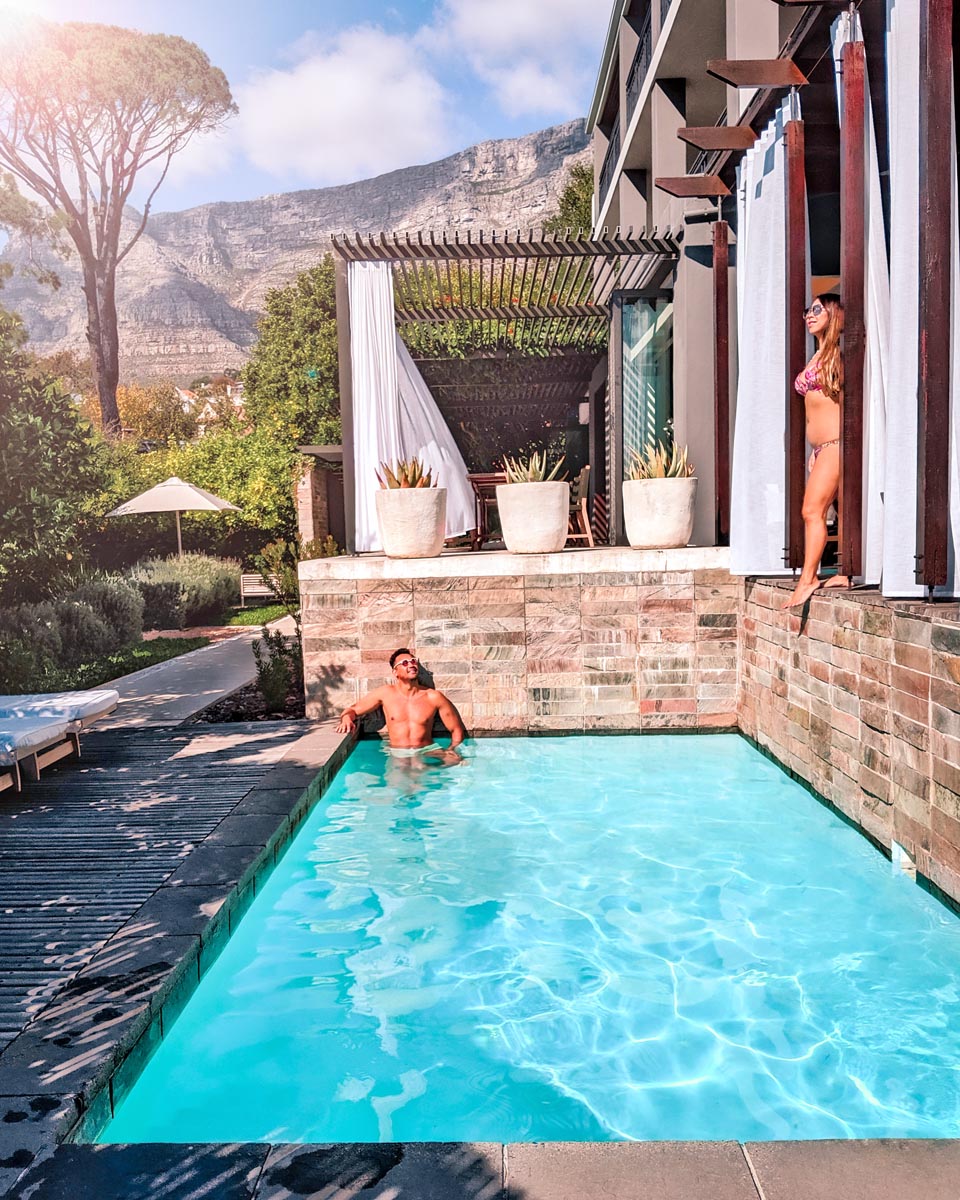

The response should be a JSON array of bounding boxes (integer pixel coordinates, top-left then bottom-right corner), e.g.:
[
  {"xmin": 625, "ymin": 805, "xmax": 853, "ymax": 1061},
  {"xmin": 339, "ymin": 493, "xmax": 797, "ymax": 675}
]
[{"xmin": 331, "ymin": 227, "xmax": 680, "ymax": 354}]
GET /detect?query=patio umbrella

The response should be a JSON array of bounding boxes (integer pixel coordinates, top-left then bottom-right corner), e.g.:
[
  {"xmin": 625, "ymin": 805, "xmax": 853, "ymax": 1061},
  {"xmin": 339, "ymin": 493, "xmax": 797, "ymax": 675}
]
[{"xmin": 106, "ymin": 476, "xmax": 240, "ymax": 555}]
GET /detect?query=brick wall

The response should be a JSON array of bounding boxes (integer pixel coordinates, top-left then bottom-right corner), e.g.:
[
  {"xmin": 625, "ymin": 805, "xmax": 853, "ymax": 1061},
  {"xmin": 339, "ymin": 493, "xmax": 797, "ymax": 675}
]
[
  {"xmin": 740, "ymin": 581, "xmax": 960, "ymax": 903},
  {"xmin": 296, "ymin": 466, "xmax": 329, "ymax": 544},
  {"xmin": 300, "ymin": 555, "xmax": 739, "ymax": 733}
]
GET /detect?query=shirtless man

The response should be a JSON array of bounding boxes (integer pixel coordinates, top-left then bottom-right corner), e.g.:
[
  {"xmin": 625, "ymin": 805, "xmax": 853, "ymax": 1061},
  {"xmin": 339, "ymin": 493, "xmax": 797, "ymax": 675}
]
[{"xmin": 336, "ymin": 648, "xmax": 466, "ymax": 764}]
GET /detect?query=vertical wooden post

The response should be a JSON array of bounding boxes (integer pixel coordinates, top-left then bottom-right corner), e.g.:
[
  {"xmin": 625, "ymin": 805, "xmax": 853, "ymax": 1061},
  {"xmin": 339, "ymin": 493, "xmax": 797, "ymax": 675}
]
[
  {"xmin": 839, "ymin": 40, "xmax": 866, "ymax": 581},
  {"xmin": 333, "ymin": 252, "xmax": 357, "ymax": 555},
  {"xmin": 917, "ymin": 0, "xmax": 953, "ymax": 587},
  {"xmin": 713, "ymin": 219, "xmax": 731, "ymax": 546},
  {"xmin": 608, "ymin": 293, "xmax": 626, "ymax": 545},
  {"xmin": 784, "ymin": 116, "xmax": 807, "ymax": 569}
]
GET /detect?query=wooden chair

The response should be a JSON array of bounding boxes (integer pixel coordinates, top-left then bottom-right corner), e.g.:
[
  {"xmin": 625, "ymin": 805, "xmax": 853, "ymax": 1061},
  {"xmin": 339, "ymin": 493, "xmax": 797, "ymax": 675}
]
[
  {"xmin": 466, "ymin": 472, "xmax": 506, "ymax": 550},
  {"xmin": 567, "ymin": 465, "xmax": 595, "ymax": 547}
]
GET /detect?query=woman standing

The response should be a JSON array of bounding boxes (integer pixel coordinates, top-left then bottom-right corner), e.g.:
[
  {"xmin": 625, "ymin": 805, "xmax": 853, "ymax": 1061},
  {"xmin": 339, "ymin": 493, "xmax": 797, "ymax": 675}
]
[{"xmin": 782, "ymin": 294, "xmax": 847, "ymax": 609}]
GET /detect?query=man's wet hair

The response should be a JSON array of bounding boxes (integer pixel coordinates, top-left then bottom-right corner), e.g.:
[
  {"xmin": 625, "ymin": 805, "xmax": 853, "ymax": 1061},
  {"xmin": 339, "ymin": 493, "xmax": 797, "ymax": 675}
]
[{"xmin": 390, "ymin": 647, "xmax": 414, "ymax": 669}]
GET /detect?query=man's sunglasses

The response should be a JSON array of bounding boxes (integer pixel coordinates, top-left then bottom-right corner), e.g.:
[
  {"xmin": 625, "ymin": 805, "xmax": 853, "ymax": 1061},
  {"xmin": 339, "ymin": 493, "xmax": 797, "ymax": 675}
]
[{"xmin": 394, "ymin": 658, "xmax": 418, "ymax": 668}]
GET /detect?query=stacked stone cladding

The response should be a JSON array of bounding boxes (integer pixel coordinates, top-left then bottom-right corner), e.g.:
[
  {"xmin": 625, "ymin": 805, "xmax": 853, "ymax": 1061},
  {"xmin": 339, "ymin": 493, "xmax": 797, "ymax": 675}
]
[
  {"xmin": 301, "ymin": 559, "xmax": 739, "ymax": 734},
  {"xmin": 740, "ymin": 581, "xmax": 960, "ymax": 904},
  {"xmin": 300, "ymin": 555, "xmax": 960, "ymax": 905}
]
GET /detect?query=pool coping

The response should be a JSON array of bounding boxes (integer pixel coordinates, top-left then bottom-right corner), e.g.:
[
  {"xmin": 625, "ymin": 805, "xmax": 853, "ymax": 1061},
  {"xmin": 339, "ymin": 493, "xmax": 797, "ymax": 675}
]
[{"xmin": 4, "ymin": 727, "xmax": 960, "ymax": 1199}]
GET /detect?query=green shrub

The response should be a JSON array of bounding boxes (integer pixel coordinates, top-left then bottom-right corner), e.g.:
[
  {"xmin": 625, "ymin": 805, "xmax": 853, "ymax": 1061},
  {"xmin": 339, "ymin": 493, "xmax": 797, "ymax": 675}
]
[
  {"xmin": 50, "ymin": 600, "xmax": 114, "ymax": 669},
  {"xmin": 69, "ymin": 578, "xmax": 144, "ymax": 650},
  {"xmin": 0, "ymin": 636, "xmax": 50, "ymax": 693},
  {"xmin": 0, "ymin": 577, "xmax": 146, "ymax": 689},
  {"xmin": 252, "ymin": 627, "xmax": 295, "ymax": 712},
  {"xmin": 134, "ymin": 580, "xmax": 186, "ymax": 630},
  {"xmin": 0, "ymin": 602, "xmax": 63, "ymax": 691},
  {"xmin": 128, "ymin": 554, "xmax": 240, "ymax": 628},
  {"xmin": 0, "ymin": 601, "xmax": 63, "ymax": 667}
]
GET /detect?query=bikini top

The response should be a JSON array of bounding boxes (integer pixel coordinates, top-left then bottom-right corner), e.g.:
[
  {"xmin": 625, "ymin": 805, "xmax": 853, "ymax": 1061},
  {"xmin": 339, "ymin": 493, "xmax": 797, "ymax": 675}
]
[{"xmin": 794, "ymin": 359, "xmax": 822, "ymax": 396}]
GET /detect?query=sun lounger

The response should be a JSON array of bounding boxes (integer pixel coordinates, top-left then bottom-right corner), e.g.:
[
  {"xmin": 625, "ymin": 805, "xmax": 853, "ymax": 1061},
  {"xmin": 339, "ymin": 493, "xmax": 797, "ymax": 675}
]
[
  {"xmin": 0, "ymin": 717, "xmax": 77, "ymax": 794},
  {"xmin": 0, "ymin": 689, "xmax": 119, "ymax": 727},
  {"xmin": 0, "ymin": 689, "xmax": 119, "ymax": 794}
]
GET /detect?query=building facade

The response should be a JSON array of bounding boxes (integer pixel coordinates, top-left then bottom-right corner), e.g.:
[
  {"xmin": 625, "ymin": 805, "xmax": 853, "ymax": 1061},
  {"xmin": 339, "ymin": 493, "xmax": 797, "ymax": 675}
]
[{"xmin": 587, "ymin": 0, "xmax": 807, "ymax": 549}]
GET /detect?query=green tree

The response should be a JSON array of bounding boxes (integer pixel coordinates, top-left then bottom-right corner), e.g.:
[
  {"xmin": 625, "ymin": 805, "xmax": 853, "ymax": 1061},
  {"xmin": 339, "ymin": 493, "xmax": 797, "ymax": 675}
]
[
  {"xmin": 0, "ymin": 307, "xmax": 105, "ymax": 601},
  {"xmin": 116, "ymin": 381, "xmax": 198, "ymax": 445},
  {"xmin": 242, "ymin": 258, "xmax": 341, "ymax": 446},
  {"xmin": 0, "ymin": 20, "xmax": 236, "ymax": 435},
  {"xmin": 543, "ymin": 162, "xmax": 594, "ymax": 235}
]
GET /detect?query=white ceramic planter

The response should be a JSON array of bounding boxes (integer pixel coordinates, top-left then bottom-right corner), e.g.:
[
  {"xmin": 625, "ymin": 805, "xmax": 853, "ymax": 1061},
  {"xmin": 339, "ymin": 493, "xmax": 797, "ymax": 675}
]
[
  {"xmin": 622, "ymin": 477, "xmax": 698, "ymax": 549},
  {"xmin": 375, "ymin": 487, "xmax": 447, "ymax": 558},
  {"xmin": 496, "ymin": 480, "xmax": 570, "ymax": 554}
]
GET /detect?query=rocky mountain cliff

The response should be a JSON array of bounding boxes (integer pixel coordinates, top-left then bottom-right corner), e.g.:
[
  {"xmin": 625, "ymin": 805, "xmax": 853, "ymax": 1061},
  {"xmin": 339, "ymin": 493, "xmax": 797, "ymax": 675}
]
[{"xmin": 1, "ymin": 120, "xmax": 588, "ymax": 381}]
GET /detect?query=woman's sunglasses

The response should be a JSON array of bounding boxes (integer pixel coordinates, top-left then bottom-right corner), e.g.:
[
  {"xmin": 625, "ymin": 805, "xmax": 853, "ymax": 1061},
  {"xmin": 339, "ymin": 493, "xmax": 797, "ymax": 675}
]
[{"xmin": 803, "ymin": 303, "xmax": 825, "ymax": 319}]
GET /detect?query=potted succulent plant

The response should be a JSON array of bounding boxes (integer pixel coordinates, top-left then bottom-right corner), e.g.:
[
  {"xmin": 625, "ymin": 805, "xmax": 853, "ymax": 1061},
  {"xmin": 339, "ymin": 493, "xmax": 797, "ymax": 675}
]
[
  {"xmin": 496, "ymin": 451, "xmax": 569, "ymax": 554},
  {"xmin": 375, "ymin": 457, "xmax": 447, "ymax": 558},
  {"xmin": 622, "ymin": 442, "xmax": 697, "ymax": 549}
]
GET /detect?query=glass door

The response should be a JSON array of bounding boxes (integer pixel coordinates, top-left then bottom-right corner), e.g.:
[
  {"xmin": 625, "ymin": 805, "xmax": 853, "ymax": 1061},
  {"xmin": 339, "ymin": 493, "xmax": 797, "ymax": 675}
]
[{"xmin": 621, "ymin": 295, "xmax": 673, "ymax": 477}]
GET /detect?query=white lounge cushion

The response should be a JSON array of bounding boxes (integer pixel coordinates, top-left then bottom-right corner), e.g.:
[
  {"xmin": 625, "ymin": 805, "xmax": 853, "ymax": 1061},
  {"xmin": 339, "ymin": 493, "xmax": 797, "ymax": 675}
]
[
  {"xmin": 0, "ymin": 690, "xmax": 119, "ymax": 725},
  {"xmin": 0, "ymin": 717, "xmax": 71, "ymax": 767}
]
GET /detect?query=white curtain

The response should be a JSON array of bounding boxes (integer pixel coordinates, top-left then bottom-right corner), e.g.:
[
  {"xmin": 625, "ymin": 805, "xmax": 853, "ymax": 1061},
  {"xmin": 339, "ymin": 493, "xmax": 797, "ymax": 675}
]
[
  {"xmin": 396, "ymin": 334, "xmax": 475, "ymax": 540},
  {"xmin": 883, "ymin": 0, "xmax": 960, "ymax": 596},
  {"xmin": 348, "ymin": 260, "xmax": 475, "ymax": 552},
  {"xmin": 730, "ymin": 97, "xmax": 798, "ymax": 576},
  {"xmin": 832, "ymin": 12, "xmax": 889, "ymax": 585}
]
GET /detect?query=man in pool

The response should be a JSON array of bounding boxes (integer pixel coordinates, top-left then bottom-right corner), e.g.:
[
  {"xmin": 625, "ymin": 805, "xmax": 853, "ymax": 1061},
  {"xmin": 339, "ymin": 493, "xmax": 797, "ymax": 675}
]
[{"xmin": 336, "ymin": 648, "xmax": 466, "ymax": 764}]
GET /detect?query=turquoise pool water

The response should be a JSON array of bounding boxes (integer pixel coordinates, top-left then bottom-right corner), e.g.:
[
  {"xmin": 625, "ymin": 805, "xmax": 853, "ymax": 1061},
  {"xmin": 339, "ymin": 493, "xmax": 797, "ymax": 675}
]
[{"xmin": 100, "ymin": 736, "xmax": 960, "ymax": 1143}]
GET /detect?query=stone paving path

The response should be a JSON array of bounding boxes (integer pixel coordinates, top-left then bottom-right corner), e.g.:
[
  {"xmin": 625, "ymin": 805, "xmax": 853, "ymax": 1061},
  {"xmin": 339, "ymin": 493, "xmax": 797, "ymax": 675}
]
[{"xmin": 97, "ymin": 617, "xmax": 295, "ymax": 729}]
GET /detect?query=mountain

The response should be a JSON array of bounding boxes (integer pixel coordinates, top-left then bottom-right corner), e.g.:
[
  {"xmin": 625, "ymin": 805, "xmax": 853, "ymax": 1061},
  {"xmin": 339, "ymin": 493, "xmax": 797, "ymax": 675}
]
[{"xmin": 0, "ymin": 120, "xmax": 589, "ymax": 381}]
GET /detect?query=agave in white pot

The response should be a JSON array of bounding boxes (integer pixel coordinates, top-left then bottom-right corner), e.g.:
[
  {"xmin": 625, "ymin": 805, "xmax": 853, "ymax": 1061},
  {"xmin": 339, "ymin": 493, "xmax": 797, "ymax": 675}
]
[
  {"xmin": 622, "ymin": 442, "xmax": 697, "ymax": 549},
  {"xmin": 496, "ymin": 451, "xmax": 570, "ymax": 554},
  {"xmin": 374, "ymin": 457, "xmax": 447, "ymax": 558}
]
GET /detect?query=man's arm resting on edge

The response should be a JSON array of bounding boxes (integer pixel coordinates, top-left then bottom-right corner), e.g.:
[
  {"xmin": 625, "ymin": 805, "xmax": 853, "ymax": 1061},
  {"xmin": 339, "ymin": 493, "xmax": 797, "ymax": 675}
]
[
  {"xmin": 336, "ymin": 688, "xmax": 385, "ymax": 734},
  {"xmin": 436, "ymin": 693, "xmax": 467, "ymax": 749}
]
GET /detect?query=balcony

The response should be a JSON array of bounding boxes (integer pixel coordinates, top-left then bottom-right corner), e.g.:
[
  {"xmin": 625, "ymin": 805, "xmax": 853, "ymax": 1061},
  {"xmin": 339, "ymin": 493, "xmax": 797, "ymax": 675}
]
[
  {"xmin": 625, "ymin": 11, "xmax": 653, "ymax": 124},
  {"xmin": 598, "ymin": 123, "xmax": 621, "ymax": 210}
]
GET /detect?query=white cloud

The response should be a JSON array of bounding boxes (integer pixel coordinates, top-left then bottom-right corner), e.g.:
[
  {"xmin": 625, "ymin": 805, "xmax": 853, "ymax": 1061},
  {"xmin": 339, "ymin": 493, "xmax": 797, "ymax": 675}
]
[
  {"xmin": 155, "ymin": 2, "xmax": 604, "ymax": 204},
  {"xmin": 164, "ymin": 25, "xmax": 460, "ymax": 194},
  {"xmin": 428, "ymin": 0, "xmax": 605, "ymax": 118},
  {"xmin": 237, "ymin": 26, "xmax": 458, "ymax": 185}
]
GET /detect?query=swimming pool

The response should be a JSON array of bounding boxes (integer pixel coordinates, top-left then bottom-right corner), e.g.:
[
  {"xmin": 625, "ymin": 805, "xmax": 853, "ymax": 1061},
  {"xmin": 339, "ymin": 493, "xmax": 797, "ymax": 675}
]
[{"xmin": 99, "ymin": 735, "xmax": 960, "ymax": 1144}]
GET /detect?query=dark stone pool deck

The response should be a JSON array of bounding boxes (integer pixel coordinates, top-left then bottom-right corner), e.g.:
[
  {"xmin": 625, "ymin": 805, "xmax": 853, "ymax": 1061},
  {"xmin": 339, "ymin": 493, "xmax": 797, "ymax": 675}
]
[{"xmin": 1, "ymin": 723, "xmax": 958, "ymax": 1199}]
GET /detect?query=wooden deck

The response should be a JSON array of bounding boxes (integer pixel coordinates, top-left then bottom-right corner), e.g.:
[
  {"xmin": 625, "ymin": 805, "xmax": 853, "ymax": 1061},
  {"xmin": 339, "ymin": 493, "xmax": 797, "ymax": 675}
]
[{"xmin": 0, "ymin": 724, "xmax": 302, "ymax": 1052}]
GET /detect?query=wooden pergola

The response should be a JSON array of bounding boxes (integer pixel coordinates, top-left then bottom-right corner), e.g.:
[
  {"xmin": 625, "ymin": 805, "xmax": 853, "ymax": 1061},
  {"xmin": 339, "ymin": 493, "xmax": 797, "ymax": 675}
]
[{"xmin": 331, "ymin": 229, "xmax": 680, "ymax": 552}]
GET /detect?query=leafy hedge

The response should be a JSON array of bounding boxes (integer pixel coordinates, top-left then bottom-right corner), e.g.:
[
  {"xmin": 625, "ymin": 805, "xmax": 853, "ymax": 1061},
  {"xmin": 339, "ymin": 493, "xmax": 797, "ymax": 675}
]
[
  {"xmin": 126, "ymin": 554, "xmax": 241, "ymax": 630},
  {"xmin": 0, "ymin": 576, "xmax": 144, "ymax": 693}
]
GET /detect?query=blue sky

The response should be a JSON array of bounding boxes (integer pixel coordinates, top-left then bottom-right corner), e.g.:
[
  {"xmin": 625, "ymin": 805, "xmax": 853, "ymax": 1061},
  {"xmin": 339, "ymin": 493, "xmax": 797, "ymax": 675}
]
[{"xmin": 0, "ymin": 0, "xmax": 608, "ymax": 213}]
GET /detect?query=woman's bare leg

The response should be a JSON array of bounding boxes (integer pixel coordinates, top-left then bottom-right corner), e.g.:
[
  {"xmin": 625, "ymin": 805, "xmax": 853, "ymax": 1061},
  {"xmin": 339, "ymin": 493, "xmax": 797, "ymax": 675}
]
[{"xmin": 782, "ymin": 445, "xmax": 841, "ymax": 609}]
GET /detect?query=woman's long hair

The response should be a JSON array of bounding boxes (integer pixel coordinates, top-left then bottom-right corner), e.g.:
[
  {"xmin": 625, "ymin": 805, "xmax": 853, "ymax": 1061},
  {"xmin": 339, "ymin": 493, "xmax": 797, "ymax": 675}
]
[{"xmin": 815, "ymin": 293, "xmax": 843, "ymax": 403}]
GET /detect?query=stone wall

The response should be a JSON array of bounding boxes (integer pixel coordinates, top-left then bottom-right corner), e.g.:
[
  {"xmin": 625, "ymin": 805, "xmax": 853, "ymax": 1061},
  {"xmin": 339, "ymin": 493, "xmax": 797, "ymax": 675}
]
[
  {"xmin": 300, "ymin": 552, "xmax": 960, "ymax": 905},
  {"xmin": 300, "ymin": 549, "xmax": 738, "ymax": 733},
  {"xmin": 739, "ymin": 580, "xmax": 960, "ymax": 903}
]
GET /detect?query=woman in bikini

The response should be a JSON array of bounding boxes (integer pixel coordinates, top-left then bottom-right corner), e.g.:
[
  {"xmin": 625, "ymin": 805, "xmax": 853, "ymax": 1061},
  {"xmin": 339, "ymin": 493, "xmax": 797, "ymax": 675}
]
[{"xmin": 782, "ymin": 293, "xmax": 847, "ymax": 609}]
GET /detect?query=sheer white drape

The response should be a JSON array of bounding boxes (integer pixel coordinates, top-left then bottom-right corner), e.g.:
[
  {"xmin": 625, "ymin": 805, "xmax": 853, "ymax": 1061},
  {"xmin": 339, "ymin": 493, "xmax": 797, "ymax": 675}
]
[
  {"xmin": 883, "ymin": 0, "xmax": 960, "ymax": 596},
  {"xmin": 832, "ymin": 12, "xmax": 889, "ymax": 585},
  {"xmin": 730, "ymin": 97, "xmax": 798, "ymax": 576},
  {"xmin": 348, "ymin": 260, "xmax": 475, "ymax": 552},
  {"xmin": 395, "ymin": 334, "xmax": 476, "ymax": 540}
]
